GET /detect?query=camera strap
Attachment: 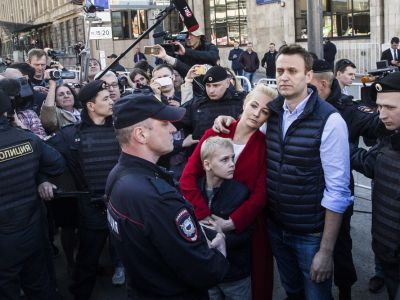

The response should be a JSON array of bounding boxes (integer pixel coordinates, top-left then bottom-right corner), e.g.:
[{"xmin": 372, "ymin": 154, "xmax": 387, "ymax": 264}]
[{"xmin": 193, "ymin": 77, "xmax": 205, "ymax": 91}]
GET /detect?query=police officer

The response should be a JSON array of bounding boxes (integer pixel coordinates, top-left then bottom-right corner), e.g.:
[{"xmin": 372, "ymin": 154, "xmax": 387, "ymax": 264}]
[
  {"xmin": 0, "ymin": 88, "xmax": 65, "ymax": 299},
  {"xmin": 44, "ymin": 80, "xmax": 119, "ymax": 300},
  {"xmin": 106, "ymin": 94, "xmax": 229, "ymax": 299},
  {"xmin": 310, "ymin": 59, "xmax": 381, "ymax": 299},
  {"xmin": 351, "ymin": 71, "xmax": 400, "ymax": 300},
  {"xmin": 178, "ymin": 66, "xmax": 245, "ymax": 141}
]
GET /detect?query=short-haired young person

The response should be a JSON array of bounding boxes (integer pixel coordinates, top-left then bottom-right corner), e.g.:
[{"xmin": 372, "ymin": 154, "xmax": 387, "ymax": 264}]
[
  {"xmin": 199, "ymin": 136, "xmax": 252, "ymax": 300},
  {"xmin": 335, "ymin": 59, "xmax": 356, "ymax": 95}
]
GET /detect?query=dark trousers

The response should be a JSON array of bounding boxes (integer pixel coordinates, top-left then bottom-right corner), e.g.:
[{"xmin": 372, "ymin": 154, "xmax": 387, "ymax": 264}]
[
  {"xmin": 70, "ymin": 228, "xmax": 108, "ymax": 300},
  {"xmin": 333, "ymin": 204, "xmax": 357, "ymax": 288},
  {"xmin": 380, "ymin": 260, "xmax": 400, "ymax": 300},
  {"xmin": 233, "ymin": 68, "xmax": 243, "ymax": 76},
  {"xmin": 266, "ymin": 69, "xmax": 276, "ymax": 79},
  {"xmin": 0, "ymin": 218, "xmax": 55, "ymax": 300}
]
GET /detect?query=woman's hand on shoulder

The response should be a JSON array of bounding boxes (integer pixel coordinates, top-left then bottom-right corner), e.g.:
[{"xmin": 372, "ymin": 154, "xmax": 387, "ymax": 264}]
[{"xmin": 212, "ymin": 116, "xmax": 235, "ymax": 134}]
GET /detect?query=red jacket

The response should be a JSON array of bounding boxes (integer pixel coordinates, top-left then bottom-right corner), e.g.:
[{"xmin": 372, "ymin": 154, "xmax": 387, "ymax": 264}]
[{"xmin": 180, "ymin": 121, "xmax": 266, "ymax": 232}]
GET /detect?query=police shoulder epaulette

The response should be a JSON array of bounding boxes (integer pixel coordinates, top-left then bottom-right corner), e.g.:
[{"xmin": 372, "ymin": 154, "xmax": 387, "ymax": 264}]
[
  {"xmin": 357, "ymin": 105, "xmax": 375, "ymax": 114},
  {"xmin": 43, "ymin": 133, "xmax": 56, "ymax": 141},
  {"xmin": 61, "ymin": 123, "xmax": 75, "ymax": 129},
  {"xmin": 148, "ymin": 177, "xmax": 176, "ymax": 196}
]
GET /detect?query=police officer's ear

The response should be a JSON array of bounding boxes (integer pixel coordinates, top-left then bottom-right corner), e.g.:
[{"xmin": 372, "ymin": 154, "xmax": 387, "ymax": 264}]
[
  {"xmin": 86, "ymin": 100, "xmax": 96, "ymax": 112},
  {"xmin": 131, "ymin": 123, "xmax": 151, "ymax": 144}
]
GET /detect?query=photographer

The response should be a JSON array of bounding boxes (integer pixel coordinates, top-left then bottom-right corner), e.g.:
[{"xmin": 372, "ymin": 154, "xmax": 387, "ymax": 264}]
[
  {"xmin": 8, "ymin": 62, "xmax": 47, "ymax": 115},
  {"xmin": 1, "ymin": 69, "xmax": 47, "ymax": 139},
  {"xmin": 27, "ymin": 48, "xmax": 49, "ymax": 92},
  {"xmin": 154, "ymin": 29, "xmax": 219, "ymax": 78},
  {"xmin": 40, "ymin": 68, "xmax": 82, "ymax": 134},
  {"xmin": 74, "ymin": 41, "xmax": 85, "ymax": 66}
]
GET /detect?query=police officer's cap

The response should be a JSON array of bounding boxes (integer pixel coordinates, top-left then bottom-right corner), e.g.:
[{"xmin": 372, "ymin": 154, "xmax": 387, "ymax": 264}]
[
  {"xmin": 203, "ymin": 66, "xmax": 228, "ymax": 84},
  {"xmin": 113, "ymin": 94, "xmax": 186, "ymax": 129},
  {"xmin": 79, "ymin": 80, "xmax": 107, "ymax": 105},
  {"xmin": 0, "ymin": 88, "xmax": 11, "ymax": 115},
  {"xmin": 312, "ymin": 59, "xmax": 332, "ymax": 73},
  {"xmin": 375, "ymin": 72, "xmax": 400, "ymax": 93}
]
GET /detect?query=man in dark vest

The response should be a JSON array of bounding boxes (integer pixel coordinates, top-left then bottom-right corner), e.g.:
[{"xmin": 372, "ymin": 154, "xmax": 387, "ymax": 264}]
[
  {"xmin": 44, "ymin": 80, "xmax": 119, "ymax": 300},
  {"xmin": 351, "ymin": 72, "xmax": 400, "ymax": 300},
  {"xmin": 212, "ymin": 45, "xmax": 352, "ymax": 299},
  {"xmin": 310, "ymin": 59, "xmax": 381, "ymax": 300},
  {"xmin": 0, "ymin": 88, "xmax": 65, "ymax": 299}
]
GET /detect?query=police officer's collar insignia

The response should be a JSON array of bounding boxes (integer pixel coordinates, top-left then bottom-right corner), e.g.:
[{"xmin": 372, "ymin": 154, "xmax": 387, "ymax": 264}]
[
  {"xmin": 175, "ymin": 208, "xmax": 198, "ymax": 242},
  {"xmin": 358, "ymin": 105, "xmax": 374, "ymax": 114},
  {"xmin": 375, "ymin": 83, "xmax": 383, "ymax": 92}
]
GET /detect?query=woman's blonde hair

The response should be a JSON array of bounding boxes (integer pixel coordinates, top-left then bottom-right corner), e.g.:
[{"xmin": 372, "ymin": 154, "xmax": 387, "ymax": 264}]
[{"xmin": 243, "ymin": 84, "xmax": 278, "ymax": 106}]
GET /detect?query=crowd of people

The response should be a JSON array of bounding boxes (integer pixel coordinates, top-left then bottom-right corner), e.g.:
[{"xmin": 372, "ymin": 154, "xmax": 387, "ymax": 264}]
[{"xmin": 0, "ymin": 30, "xmax": 399, "ymax": 300}]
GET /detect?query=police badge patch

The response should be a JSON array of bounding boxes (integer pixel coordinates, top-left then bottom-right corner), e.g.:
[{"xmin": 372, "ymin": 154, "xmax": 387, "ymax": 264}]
[
  {"xmin": 357, "ymin": 105, "xmax": 374, "ymax": 113},
  {"xmin": 175, "ymin": 208, "xmax": 198, "ymax": 242}
]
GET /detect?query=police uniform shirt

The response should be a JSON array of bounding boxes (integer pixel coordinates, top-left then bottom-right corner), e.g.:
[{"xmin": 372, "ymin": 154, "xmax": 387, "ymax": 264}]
[{"xmin": 106, "ymin": 153, "xmax": 229, "ymax": 298}]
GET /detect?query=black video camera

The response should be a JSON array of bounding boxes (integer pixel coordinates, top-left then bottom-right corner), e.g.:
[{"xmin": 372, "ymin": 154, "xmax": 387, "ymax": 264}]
[
  {"xmin": 0, "ymin": 77, "xmax": 34, "ymax": 122},
  {"xmin": 49, "ymin": 69, "xmax": 76, "ymax": 80},
  {"xmin": 157, "ymin": 31, "xmax": 188, "ymax": 57},
  {"xmin": 47, "ymin": 49, "xmax": 65, "ymax": 60}
]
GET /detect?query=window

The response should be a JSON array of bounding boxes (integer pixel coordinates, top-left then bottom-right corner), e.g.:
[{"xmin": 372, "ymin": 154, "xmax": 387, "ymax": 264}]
[
  {"xmin": 295, "ymin": 0, "xmax": 370, "ymax": 40},
  {"xmin": 111, "ymin": 10, "xmax": 148, "ymax": 40},
  {"xmin": 209, "ymin": 0, "xmax": 247, "ymax": 46}
]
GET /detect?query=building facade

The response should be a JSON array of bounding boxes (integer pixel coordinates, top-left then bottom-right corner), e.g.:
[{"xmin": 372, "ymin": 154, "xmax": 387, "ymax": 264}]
[{"xmin": 0, "ymin": 0, "xmax": 399, "ymax": 73}]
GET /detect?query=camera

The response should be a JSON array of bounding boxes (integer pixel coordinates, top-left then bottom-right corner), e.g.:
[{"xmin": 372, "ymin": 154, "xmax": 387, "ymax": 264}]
[
  {"xmin": 49, "ymin": 70, "xmax": 76, "ymax": 80},
  {"xmin": 47, "ymin": 49, "xmax": 65, "ymax": 60},
  {"xmin": 73, "ymin": 42, "xmax": 84, "ymax": 54},
  {"xmin": 0, "ymin": 77, "xmax": 35, "ymax": 122},
  {"xmin": 118, "ymin": 75, "xmax": 128, "ymax": 87},
  {"xmin": 154, "ymin": 31, "xmax": 188, "ymax": 57}
]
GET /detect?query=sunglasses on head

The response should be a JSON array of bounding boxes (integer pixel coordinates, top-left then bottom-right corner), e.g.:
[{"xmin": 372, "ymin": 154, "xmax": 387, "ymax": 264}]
[
  {"xmin": 67, "ymin": 83, "xmax": 81, "ymax": 88},
  {"xmin": 338, "ymin": 59, "xmax": 356, "ymax": 68}
]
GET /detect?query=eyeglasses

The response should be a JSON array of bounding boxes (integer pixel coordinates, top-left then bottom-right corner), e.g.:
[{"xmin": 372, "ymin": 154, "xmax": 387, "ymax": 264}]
[{"xmin": 104, "ymin": 82, "xmax": 119, "ymax": 89}]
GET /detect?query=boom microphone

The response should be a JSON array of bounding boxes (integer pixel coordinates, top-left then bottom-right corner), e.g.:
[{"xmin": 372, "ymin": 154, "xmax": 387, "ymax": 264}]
[{"xmin": 172, "ymin": 0, "xmax": 199, "ymax": 32}]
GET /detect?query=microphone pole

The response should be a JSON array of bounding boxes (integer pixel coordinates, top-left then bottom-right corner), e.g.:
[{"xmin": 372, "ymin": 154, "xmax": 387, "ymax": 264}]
[{"xmin": 96, "ymin": 3, "xmax": 176, "ymax": 80}]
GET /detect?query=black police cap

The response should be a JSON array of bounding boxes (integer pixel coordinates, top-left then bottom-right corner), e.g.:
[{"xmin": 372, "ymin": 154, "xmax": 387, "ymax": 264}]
[
  {"xmin": 112, "ymin": 94, "xmax": 186, "ymax": 129},
  {"xmin": 312, "ymin": 59, "xmax": 332, "ymax": 73},
  {"xmin": 203, "ymin": 66, "xmax": 228, "ymax": 84},
  {"xmin": 79, "ymin": 80, "xmax": 107, "ymax": 105},
  {"xmin": 375, "ymin": 72, "xmax": 400, "ymax": 93}
]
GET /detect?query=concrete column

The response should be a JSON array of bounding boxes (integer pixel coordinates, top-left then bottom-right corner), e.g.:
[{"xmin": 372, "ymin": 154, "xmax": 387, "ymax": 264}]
[{"xmin": 306, "ymin": 0, "xmax": 323, "ymax": 58}]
